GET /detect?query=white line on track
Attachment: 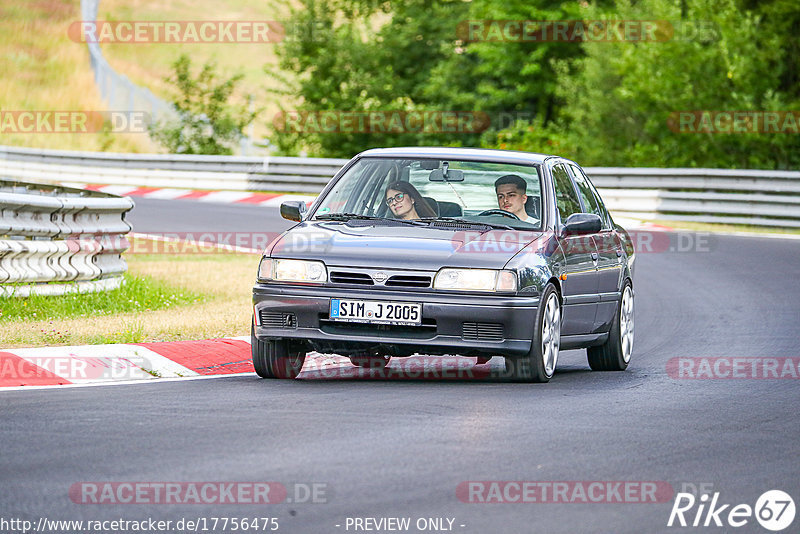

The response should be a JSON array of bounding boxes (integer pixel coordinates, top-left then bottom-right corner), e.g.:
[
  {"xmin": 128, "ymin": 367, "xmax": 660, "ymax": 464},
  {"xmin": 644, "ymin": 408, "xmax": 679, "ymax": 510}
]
[{"xmin": 0, "ymin": 372, "xmax": 256, "ymax": 393}]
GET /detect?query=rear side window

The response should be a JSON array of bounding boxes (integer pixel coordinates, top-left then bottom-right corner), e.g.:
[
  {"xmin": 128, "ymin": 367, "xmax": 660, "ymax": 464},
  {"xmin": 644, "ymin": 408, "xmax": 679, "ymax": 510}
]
[
  {"xmin": 551, "ymin": 163, "xmax": 582, "ymax": 224},
  {"xmin": 569, "ymin": 164, "xmax": 611, "ymax": 229}
]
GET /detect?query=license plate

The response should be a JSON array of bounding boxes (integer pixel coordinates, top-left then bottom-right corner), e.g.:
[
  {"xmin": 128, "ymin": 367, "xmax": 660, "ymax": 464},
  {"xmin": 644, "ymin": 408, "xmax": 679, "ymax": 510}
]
[{"xmin": 329, "ymin": 299, "xmax": 422, "ymax": 325}]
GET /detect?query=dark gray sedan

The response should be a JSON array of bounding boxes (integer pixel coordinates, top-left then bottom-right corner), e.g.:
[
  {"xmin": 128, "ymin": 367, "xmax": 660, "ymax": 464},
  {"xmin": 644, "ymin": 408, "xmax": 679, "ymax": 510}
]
[{"xmin": 252, "ymin": 147, "xmax": 635, "ymax": 382}]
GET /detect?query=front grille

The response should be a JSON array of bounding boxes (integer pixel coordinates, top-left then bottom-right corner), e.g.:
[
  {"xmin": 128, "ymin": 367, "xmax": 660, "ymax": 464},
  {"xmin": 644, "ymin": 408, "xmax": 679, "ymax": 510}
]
[
  {"xmin": 260, "ymin": 311, "xmax": 297, "ymax": 328},
  {"xmin": 385, "ymin": 275, "xmax": 431, "ymax": 288},
  {"xmin": 462, "ymin": 322, "xmax": 504, "ymax": 342},
  {"xmin": 329, "ymin": 271, "xmax": 374, "ymax": 285},
  {"xmin": 329, "ymin": 271, "xmax": 432, "ymax": 288},
  {"xmin": 320, "ymin": 318, "xmax": 437, "ymax": 339}
]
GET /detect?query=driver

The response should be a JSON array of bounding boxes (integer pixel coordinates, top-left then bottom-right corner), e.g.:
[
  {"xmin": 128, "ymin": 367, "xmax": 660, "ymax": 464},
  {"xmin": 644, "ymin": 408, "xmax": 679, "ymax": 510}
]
[{"xmin": 494, "ymin": 174, "xmax": 530, "ymax": 221}]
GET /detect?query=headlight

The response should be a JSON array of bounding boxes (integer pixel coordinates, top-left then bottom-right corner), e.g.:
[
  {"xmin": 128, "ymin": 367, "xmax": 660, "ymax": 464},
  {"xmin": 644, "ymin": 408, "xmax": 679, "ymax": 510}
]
[
  {"xmin": 258, "ymin": 258, "xmax": 327, "ymax": 284},
  {"xmin": 433, "ymin": 268, "xmax": 517, "ymax": 292}
]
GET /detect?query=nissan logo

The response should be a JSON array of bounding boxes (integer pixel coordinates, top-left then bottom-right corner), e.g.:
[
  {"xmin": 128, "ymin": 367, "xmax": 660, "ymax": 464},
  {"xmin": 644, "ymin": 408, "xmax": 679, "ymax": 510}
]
[{"xmin": 373, "ymin": 272, "xmax": 388, "ymax": 283}]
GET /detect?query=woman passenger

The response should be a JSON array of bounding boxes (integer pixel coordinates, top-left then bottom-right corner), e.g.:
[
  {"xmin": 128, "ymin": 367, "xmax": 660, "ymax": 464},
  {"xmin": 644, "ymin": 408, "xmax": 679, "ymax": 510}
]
[{"xmin": 384, "ymin": 181, "xmax": 437, "ymax": 220}]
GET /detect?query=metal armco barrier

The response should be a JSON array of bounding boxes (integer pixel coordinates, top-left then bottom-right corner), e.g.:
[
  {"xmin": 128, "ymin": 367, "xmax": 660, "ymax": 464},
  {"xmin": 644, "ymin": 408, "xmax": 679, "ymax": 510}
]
[
  {"xmin": 0, "ymin": 179, "xmax": 133, "ymax": 297},
  {"xmin": 1, "ymin": 145, "xmax": 799, "ymax": 227},
  {"xmin": 0, "ymin": 145, "xmax": 346, "ymax": 194},
  {"xmin": 585, "ymin": 167, "xmax": 800, "ymax": 228}
]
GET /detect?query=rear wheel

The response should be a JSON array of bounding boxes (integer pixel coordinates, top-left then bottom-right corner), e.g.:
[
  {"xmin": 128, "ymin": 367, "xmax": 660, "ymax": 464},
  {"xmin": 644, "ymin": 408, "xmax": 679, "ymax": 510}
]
[
  {"xmin": 251, "ymin": 322, "xmax": 306, "ymax": 379},
  {"xmin": 587, "ymin": 281, "xmax": 634, "ymax": 371},
  {"xmin": 349, "ymin": 355, "xmax": 391, "ymax": 369},
  {"xmin": 506, "ymin": 283, "xmax": 561, "ymax": 383}
]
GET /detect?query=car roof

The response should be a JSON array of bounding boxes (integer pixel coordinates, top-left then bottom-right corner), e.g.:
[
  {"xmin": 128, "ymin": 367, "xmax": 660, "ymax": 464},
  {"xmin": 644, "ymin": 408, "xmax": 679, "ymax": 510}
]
[{"xmin": 355, "ymin": 147, "xmax": 552, "ymax": 165}]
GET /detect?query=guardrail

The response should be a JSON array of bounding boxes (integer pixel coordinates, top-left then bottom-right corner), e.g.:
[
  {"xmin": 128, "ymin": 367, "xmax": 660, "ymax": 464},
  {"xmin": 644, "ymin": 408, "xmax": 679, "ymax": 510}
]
[
  {"xmin": 0, "ymin": 145, "xmax": 346, "ymax": 194},
  {"xmin": 1, "ymin": 145, "xmax": 798, "ymax": 227},
  {"xmin": 0, "ymin": 179, "xmax": 133, "ymax": 297},
  {"xmin": 586, "ymin": 168, "xmax": 800, "ymax": 228}
]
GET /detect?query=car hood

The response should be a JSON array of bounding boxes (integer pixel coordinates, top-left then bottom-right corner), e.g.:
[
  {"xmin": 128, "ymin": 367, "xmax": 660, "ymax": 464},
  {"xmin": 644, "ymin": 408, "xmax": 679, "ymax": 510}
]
[{"xmin": 269, "ymin": 222, "xmax": 542, "ymax": 270}]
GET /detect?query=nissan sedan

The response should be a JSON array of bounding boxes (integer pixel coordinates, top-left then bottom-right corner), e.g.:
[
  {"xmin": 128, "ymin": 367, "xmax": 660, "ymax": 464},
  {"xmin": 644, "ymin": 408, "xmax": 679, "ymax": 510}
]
[{"xmin": 252, "ymin": 147, "xmax": 635, "ymax": 382}]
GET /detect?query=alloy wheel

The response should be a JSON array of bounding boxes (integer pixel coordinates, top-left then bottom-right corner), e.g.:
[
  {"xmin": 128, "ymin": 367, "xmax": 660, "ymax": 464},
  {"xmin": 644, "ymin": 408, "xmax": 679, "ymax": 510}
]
[{"xmin": 541, "ymin": 293, "xmax": 561, "ymax": 377}]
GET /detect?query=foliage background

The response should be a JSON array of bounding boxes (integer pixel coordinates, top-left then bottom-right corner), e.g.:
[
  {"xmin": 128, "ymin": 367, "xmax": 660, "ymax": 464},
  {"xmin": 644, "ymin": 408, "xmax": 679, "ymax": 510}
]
[
  {"xmin": 1, "ymin": 0, "xmax": 797, "ymax": 167},
  {"xmin": 271, "ymin": 0, "xmax": 800, "ymax": 168}
]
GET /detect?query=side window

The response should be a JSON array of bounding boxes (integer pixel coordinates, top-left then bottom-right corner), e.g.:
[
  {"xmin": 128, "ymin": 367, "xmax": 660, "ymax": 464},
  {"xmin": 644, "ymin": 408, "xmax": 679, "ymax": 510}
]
[
  {"xmin": 551, "ymin": 163, "xmax": 582, "ymax": 224},
  {"xmin": 568, "ymin": 164, "xmax": 605, "ymax": 223},
  {"xmin": 569, "ymin": 164, "xmax": 611, "ymax": 230}
]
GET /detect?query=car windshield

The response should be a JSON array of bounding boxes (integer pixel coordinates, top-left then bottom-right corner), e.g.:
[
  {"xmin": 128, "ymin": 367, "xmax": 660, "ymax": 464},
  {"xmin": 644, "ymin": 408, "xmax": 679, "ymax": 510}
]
[{"xmin": 312, "ymin": 157, "xmax": 543, "ymax": 230}]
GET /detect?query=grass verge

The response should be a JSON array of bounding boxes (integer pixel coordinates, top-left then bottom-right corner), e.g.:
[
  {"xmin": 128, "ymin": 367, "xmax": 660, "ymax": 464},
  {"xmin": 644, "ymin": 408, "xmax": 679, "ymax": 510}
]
[
  {"xmin": 99, "ymin": 0, "xmax": 292, "ymax": 142},
  {"xmin": 1, "ymin": 274, "xmax": 202, "ymax": 321},
  {"xmin": 0, "ymin": 248, "xmax": 259, "ymax": 348},
  {"xmin": 0, "ymin": 0, "xmax": 154, "ymax": 152}
]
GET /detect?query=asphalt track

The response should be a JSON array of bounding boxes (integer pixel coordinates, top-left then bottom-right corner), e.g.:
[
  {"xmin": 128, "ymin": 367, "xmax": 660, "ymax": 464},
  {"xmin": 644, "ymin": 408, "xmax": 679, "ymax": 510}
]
[{"xmin": 2, "ymin": 198, "xmax": 799, "ymax": 534}]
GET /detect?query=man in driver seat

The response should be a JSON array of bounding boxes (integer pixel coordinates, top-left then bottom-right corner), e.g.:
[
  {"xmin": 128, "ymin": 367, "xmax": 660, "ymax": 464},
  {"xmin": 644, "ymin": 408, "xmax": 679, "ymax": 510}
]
[{"xmin": 495, "ymin": 174, "xmax": 530, "ymax": 221}]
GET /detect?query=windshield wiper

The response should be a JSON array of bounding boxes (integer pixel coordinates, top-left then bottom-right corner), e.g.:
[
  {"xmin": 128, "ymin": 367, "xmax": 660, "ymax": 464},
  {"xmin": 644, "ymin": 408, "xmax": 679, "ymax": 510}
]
[
  {"xmin": 316, "ymin": 213, "xmax": 426, "ymax": 226},
  {"xmin": 419, "ymin": 217, "xmax": 514, "ymax": 231}
]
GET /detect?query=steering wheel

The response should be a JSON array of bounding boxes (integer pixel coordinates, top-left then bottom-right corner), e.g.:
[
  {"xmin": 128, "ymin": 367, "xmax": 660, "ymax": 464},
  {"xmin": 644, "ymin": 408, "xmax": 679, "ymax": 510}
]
[{"xmin": 477, "ymin": 209, "xmax": 520, "ymax": 220}]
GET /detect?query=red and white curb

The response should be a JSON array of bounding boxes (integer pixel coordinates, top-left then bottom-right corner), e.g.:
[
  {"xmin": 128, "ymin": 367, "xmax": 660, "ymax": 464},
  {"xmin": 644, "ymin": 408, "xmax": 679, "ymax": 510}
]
[
  {"xmin": 0, "ymin": 338, "xmax": 505, "ymax": 390},
  {"xmin": 62, "ymin": 183, "xmax": 316, "ymax": 207},
  {"xmin": 0, "ymin": 338, "xmax": 252, "ymax": 389}
]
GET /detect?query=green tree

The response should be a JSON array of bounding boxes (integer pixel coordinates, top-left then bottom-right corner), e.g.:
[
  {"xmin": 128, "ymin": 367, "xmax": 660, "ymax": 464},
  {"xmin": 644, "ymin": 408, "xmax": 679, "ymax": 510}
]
[
  {"xmin": 274, "ymin": 0, "xmax": 799, "ymax": 168},
  {"xmin": 149, "ymin": 55, "xmax": 257, "ymax": 155},
  {"xmin": 272, "ymin": 0, "xmax": 604, "ymax": 157},
  {"xmin": 426, "ymin": 0, "xmax": 612, "ymax": 136},
  {"xmin": 484, "ymin": 0, "xmax": 800, "ymax": 169},
  {"xmin": 272, "ymin": 0, "xmax": 483, "ymax": 157}
]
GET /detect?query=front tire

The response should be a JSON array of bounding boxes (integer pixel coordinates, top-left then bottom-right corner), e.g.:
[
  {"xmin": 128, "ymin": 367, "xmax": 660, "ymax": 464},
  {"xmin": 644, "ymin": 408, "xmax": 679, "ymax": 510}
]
[
  {"xmin": 506, "ymin": 283, "xmax": 561, "ymax": 383},
  {"xmin": 251, "ymin": 322, "xmax": 306, "ymax": 379},
  {"xmin": 587, "ymin": 281, "xmax": 634, "ymax": 371}
]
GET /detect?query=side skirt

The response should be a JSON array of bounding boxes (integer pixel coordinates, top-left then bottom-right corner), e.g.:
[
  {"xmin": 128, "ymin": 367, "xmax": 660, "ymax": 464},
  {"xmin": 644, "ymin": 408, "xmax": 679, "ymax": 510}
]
[{"xmin": 561, "ymin": 333, "xmax": 609, "ymax": 350}]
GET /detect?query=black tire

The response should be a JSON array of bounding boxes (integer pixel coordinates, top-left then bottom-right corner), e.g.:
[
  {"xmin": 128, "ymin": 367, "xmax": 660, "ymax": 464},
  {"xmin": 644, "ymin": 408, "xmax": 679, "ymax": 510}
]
[
  {"xmin": 251, "ymin": 322, "xmax": 306, "ymax": 379},
  {"xmin": 349, "ymin": 355, "xmax": 391, "ymax": 369},
  {"xmin": 588, "ymin": 280, "xmax": 634, "ymax": 371},
  {"xmin": 506, "ymin": 283, "xmax": 561, "ymax": 383}
]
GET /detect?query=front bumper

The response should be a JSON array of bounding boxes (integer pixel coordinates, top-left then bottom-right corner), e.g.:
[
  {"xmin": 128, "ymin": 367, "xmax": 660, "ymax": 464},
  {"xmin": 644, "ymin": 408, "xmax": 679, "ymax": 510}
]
[{"xmin": 252, "ymin": 283, "xmax": 539, "ymax": 357}]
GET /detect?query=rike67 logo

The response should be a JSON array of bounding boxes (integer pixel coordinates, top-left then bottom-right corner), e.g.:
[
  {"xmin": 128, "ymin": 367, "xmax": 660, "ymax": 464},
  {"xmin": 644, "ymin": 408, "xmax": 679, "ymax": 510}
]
[{"xmin": 668, "ymin": 490, "xmax": 795, "ymax": 531}]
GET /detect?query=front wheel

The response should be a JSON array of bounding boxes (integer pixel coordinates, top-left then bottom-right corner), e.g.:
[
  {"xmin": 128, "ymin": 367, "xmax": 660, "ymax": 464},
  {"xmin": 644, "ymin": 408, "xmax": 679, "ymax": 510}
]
[
  {"xmin": 587, "ymin": 281, "xmax": 634, "ymax": 371},
  {"xmin": 251, "ymin": 322, "xmax": 307, "ymax": 379},
  {"xmin": 506, "ymin": 283, "xmax": 561, "ymax": 383}
]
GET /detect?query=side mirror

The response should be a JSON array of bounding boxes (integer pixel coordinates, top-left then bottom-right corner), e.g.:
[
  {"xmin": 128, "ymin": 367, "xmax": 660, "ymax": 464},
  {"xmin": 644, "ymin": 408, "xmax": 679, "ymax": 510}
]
[
  {"xmin": 561, "ymin": 213, "xmax": 601, "ymax": 236},
  {"xmin": 280, "ymin": 200, "xmax": 307, "ymax": 222}
]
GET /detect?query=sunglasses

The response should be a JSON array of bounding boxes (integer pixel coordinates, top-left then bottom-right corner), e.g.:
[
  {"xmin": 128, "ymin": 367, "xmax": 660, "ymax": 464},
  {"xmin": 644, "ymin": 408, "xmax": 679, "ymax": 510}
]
[{"xmin": 385, "ymin": 192, "xmax": 406, "ymax": 205}]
